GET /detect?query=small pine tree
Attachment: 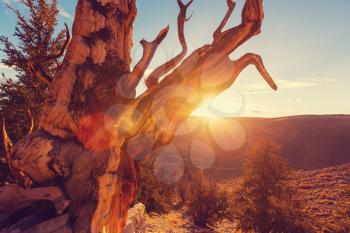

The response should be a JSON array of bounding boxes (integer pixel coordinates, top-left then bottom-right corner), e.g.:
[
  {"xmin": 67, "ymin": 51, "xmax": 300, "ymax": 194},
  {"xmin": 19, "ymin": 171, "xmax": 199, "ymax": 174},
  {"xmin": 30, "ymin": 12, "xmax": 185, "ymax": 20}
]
[
  {"xmin": 232, "ymin": 138, "xmax": 313, "ymax": 233},
  {"xmin": 184, "ymin": 170, "xmax": 231, "ymax": 228},
  {"xmin": 0, "ymin": 0, "xmax": 67, "ymax": 152},
  {"xmin": 0, "ymin": 0, "xmax": 67, "ymax": 185}
]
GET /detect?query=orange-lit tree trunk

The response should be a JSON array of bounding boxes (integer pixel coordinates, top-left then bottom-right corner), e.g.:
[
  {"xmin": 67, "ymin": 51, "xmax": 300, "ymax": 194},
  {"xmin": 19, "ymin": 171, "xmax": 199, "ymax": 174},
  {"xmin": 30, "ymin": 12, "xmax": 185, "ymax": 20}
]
[{"xmin": 4, "ymin": 0, "xmax": 277, "ymax": 232}]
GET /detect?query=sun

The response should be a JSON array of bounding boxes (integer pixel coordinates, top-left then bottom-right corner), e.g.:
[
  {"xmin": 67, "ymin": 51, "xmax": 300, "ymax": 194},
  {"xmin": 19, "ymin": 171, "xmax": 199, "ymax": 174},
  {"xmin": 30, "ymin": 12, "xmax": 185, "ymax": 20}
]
[
  {"xmin": 191, "ymin": 100, "xmax": 220, "ymax": 119},
  {"xmin": 191, "ymin": 88, "xmax": 245, "ymax": 119}
]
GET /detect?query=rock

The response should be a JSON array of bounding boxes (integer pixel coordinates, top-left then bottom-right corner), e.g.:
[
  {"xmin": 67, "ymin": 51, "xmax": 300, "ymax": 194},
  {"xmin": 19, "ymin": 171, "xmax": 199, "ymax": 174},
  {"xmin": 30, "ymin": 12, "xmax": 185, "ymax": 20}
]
[
  {"xmin": 0, "ymin": 185, "xmax": 72, "ymax": 233},
  {"xmin": 0, "ymin": 213, "xmax": 71, "ymax": 233},
  {"xmin": 0, "ymin": 185, "xmax": 70, "ymax": 214},
  {"xmin": 122, "ymin": 203, "xmax": 146, "ymax": 233}
]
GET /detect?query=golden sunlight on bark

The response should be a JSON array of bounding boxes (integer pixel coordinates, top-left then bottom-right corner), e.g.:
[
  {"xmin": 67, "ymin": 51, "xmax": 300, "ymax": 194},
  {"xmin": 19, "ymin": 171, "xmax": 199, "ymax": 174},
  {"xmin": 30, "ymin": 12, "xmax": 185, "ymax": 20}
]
[{"xmin": 2, "ymin": 0, "xmax": 277, "ymax": 232}]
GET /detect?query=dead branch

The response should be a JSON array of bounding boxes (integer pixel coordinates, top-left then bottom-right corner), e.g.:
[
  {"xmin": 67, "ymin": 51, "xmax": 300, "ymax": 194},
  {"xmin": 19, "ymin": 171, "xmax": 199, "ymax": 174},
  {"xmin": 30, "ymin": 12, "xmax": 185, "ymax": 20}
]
[
  {"xmin": 117, "ymin": 1, "xmax": 276, "ymax": 147},
  {"xmin": 213, "ymin": 0, "xmax": 264, "ymax": 55},
  {"xmin": 123, "ymin": 26, "xmax": 170, "ymax": 92},
  {"xmin": 26, "ymin": 23, "xmax": 70, "ymax": 85},
  {"xmin": 233, "ymin": 53, "xmax": 277, "ymax": 90},
  {"xmin": 27, "ymin": 61, "xmax": 53, "ymax": 84},
  {"xmin": 213, "ymin": 0, "xmax": 236, "ymax": 41},
  {"xmin": 145, "ymin": 0, "xmax": 194, "ymax": 89}
]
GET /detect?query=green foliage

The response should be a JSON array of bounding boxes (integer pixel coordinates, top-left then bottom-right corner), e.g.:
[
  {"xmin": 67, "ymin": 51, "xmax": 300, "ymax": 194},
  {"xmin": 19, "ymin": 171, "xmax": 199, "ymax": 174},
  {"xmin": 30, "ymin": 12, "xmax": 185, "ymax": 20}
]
[
  {"xmin": 134, "ymin": 160, "xmax": 173, "ymax": 213},
  {"xmin": 0, "ymin": 0, "xmax": 66, "ymax": 183},
  {"xmin": 232, "ymin": 138, "xmax": 314, "ymax": 233},
  {"xmin": 182, "ymin": 170, "xmax": 231, "ymax": 228}
]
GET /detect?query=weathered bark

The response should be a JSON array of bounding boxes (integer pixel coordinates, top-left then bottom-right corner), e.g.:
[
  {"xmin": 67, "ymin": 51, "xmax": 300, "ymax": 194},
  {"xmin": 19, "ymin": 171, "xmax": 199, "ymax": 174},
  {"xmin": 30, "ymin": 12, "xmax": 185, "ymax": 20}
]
[{"xmin": 5, "ymin": 0, "xmax": 277, "ymax": 233}]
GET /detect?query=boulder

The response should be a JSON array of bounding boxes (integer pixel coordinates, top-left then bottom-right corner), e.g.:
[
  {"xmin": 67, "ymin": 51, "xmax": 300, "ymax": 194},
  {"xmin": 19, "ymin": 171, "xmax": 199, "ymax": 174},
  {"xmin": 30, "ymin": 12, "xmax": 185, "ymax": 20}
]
[{"xmin": 122, "ymin": 203, "xmax": 146, "ymax": 233}]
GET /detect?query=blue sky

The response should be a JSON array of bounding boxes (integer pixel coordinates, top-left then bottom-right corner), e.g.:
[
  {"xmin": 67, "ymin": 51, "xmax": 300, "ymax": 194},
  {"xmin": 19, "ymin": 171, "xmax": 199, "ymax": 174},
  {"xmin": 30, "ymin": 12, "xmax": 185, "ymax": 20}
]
[{"xmin": 1, "ymin": 0, "xmax": 350, "ymax": 117}]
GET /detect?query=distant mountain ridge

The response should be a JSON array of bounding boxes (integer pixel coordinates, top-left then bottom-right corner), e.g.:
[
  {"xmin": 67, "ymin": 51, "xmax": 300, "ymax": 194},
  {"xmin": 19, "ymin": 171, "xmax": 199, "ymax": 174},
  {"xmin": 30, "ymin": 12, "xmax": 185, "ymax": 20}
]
[{"xmin": 172, "ymin": 115, "xmax": 350, "ymax": 179}]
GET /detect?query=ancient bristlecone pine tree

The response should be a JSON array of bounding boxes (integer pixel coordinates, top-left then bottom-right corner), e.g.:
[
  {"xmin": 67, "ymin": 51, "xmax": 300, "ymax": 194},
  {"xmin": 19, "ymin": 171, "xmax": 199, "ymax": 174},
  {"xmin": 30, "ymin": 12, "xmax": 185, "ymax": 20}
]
[{"xmin": 0, "ymin": 0, "xmax": 277, "ymax": 232}]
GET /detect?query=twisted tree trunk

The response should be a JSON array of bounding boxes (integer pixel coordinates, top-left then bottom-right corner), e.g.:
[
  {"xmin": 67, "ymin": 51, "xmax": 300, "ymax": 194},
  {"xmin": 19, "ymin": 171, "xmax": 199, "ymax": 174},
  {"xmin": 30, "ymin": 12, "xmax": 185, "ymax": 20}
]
[{"xmin": 2, "ymin": 0, "xmax": 277, "ymax": 232}]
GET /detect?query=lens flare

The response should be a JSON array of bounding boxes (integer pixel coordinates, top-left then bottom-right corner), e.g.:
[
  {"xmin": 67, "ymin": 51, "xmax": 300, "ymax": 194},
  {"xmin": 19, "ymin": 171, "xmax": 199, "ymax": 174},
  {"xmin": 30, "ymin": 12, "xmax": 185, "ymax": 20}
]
[
  {"xmin": 209, "ymin": 119, "xmax": 246, "ymax": 151},
  {"xmin": 153, "ymin": 144, "xmax": 184, "ymax": 184},
  {"xmin": 190, "ymin": 140, "xmax": 216, "ymax": 170}
]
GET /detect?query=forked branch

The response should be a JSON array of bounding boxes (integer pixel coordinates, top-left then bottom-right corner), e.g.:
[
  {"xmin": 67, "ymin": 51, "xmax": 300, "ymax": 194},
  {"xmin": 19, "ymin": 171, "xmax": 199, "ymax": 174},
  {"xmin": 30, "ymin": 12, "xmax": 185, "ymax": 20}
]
[
  {"xmin": 124, "ymin": 26, "xmax": 170, "ymax": 92},
  {"xmin": 213, "ymin": 0, "xmax": 264, "ymax": 55},
  {"xmin": 26, "ymin": 61, "xmax": 53, "ymax": 84},
  {"xmin": 27, "ymin": 23, "xmax": 70, "ymax": 85},
  {"xmin": 145, "ymin": 0, "xmax": 194, "ymax": 89},
  {"xmin": 213, "ymin": 0, "xmax": 236, "ymax": 41},
  {"xmin": 233, "ymin": 53, "xmax": 277, "ymax": 90}
]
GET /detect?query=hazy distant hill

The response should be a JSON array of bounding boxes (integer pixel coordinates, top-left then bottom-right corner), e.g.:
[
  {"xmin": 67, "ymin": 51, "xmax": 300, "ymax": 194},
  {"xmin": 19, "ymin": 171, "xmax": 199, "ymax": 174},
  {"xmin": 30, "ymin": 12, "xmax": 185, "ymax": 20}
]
[{"xmin": 172, "ymin": 115, "xmax": 350, "ymax": 179}]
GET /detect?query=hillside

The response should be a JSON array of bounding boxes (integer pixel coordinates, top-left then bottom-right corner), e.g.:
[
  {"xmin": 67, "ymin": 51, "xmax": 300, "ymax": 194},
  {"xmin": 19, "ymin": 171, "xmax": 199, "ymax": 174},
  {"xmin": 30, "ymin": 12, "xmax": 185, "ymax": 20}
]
[
  {"xmin": 293, "ymin": 163, "xmax": 350, "ymax": 232},
  {"xmin": 145, "ymin": 163, "xmax": 350, "ymax": 232},
  {"xmin": 172, "ymin": 115, "xmax": 350, "ymax": 179}
]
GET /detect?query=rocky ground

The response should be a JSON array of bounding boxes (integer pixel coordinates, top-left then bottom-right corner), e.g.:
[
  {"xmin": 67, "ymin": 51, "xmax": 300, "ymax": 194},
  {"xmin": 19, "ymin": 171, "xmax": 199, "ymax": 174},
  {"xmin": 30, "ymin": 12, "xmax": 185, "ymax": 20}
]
[
  {"xmin": 293, "ymin": 163, "xmax": 350, "ymax": 232},
  {"xmin": 146, "ymin": 210, "xmax": 236, "ymax": 233},
  {"xmin": 143, "ymin": 163, "xmax": 350, "ymax": 233}
]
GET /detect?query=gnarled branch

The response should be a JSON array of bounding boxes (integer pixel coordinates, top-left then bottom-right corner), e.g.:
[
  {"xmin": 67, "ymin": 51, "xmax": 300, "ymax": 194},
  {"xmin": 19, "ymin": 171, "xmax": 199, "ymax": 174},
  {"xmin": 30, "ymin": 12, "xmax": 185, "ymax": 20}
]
[
  {"xmin": 213, "ymin": 0, "xmax": 264, "ymax": 55},
  {"xmin": 213, "ymin": 0, "xmax": 236, "ymax": 41},
  {"xmin": 27, "ymin": 61, "xmax": 53, "ymax": 84},
  {"xmin": 26, "ymin": 23, "xmax": 70, "ymax": 85},
  {"xmin": 233, "ymin": 53, "xmax": 277, "ymax": 90},
  {"xmin": 122, "ymin": 26, "xmax": 169, "ymax": 92},
  {"xmin": 115, "ymin": 2, "xmax": 276, "ymax": 147},
  {"xmin": 145, "ymin": 0, "xmax": 194, "ymax": 89}
]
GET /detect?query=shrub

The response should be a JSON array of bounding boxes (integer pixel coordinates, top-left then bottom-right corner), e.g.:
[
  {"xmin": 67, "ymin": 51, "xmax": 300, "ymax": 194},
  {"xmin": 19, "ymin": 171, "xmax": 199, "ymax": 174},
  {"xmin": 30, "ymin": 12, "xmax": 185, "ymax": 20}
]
[
  {"xmin": 177, "ymin": 178, "xmax": 190, "ymax": 205},
  {"xmin": 134, "ymin": 160, "xmax": 173, "ymax": 213},
  {"xmin": 232, "ymin": 138, "xmax": 314, "ymax": 233},
  {"xmin": 184, "ymin": 170, "xmax": 231, "ymax": 228}
]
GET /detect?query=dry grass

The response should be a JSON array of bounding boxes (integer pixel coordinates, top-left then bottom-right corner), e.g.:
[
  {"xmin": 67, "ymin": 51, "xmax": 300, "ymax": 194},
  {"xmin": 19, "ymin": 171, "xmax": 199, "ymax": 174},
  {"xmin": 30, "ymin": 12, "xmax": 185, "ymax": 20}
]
[{"xmin": 292, "ymin": 163, "xmax": 350, "ymax": 232}]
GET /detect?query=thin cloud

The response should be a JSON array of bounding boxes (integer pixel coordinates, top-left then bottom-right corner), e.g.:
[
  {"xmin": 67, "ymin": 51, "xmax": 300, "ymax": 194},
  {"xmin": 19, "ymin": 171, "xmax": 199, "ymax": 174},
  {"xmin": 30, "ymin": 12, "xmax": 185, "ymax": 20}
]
[
  {"xmin": 288, "ymin": 98, "xmax": 303, "ymax": 105},
  {"xmin": 240, "ymin": 78, "xmax": 336, "ymax": 95},
  {"xmin": 2, "ymin": 0, "xmax": 12, "ymax": 7},
  {"xmin": 0, "ymin": 63, "xmax": 13, "ymax": 71},
  {"xmin": 1, "ymin": 0, "xmax": 20, "ymax": 7},
  {"xmin": 58, "ymin": 5, "xmax": 72, "ymax": 19}
]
